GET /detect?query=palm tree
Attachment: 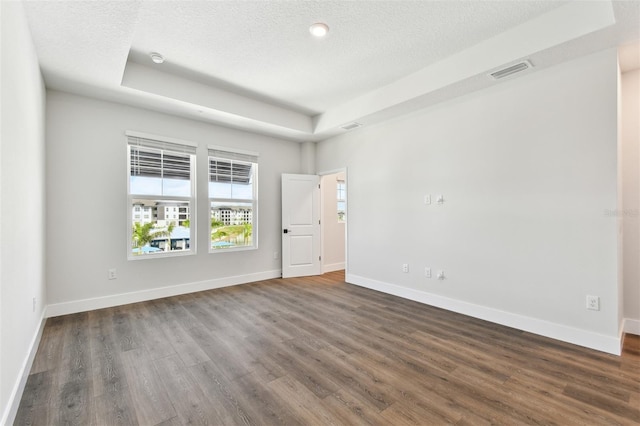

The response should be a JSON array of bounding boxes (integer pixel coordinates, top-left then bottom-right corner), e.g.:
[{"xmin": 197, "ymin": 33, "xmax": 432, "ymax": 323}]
[
  {"xmin": 163, "ymin": 221, "xmax": 176, "ymax": 251},
  {"xmin": 132, "ymin": 222, "xmax": 174, "ymax": 254},
  {"xmin": 242, "ymin": 223, "xmax": 252, "ymax": 244}
]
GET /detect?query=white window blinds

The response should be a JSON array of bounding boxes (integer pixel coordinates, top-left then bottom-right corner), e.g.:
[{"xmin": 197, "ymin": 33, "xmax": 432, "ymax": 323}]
[
  {"xmin": 128, "ymin": 134, "xmax": 197, "ymax": 181},
  {"xmin": 208, "ymin": 145, "xmax": 258, "ymax": 164},
  {"xmin": 208, "ymin": 146, "xmax": 258, "ymax": 185}
]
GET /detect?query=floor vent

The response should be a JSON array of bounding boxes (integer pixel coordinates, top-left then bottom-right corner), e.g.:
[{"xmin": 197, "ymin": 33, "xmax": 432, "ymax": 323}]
[
  {"xmin": 489, "ymin": 60, "xmax": 533, "ymax": 80},
  {"xmin": 341, "ymin": 122, "xmax": 362, "ymax": 131}
]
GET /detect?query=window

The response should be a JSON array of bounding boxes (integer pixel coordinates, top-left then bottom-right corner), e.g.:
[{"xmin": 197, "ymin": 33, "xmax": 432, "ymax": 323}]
[
  {"xmin": 127, "ymin": 132, "xmax": 197, "ymax": 258},
  {"xmin": 337, "ymin": 179, "xmax": 346, "ymax": 222},
  {"xmin": 209, "ymin": 145, "xmax": 258, "ymax": 252}
]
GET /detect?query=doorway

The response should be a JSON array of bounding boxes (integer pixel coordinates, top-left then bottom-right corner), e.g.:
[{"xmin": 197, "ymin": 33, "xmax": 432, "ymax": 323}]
[{"xmin": 320, "ymin": 170, "xmax": 346, "ymax": 273}]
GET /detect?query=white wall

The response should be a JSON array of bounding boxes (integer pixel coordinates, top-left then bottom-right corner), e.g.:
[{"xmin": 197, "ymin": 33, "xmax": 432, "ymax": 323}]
[
  {"xmin": 45, "ymin": 91, "xmax": 301, "ymax": 313},
  {"xmin": 316, "ymin": 49, "xmax": 621, "ymax": 354},
  {"xmin": 321, "ymin": 172, "xmax": 346, "ymax": 272},
  {"xmin": 621, "ymin": 68, "xmax": 640, "ymax": 334},
  {"xmin": 0, "ymin": 1, "xmax": 47, "ymax": 423}
]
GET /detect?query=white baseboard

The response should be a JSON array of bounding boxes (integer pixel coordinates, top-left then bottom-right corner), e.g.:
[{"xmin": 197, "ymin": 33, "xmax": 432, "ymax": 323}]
[
  {"xmin": 346, "ymin": 273, "xmax": 622, "ymax": 356},
  {"xmin": 323, "ymin": 262, "xmax": 345, "ymax": 273},
  {"xmin": 2, "ymin": 311, "xmax": 47, "ymax": 426},
  {"xmin": 623, "ymin": 318, "xmax": 640, "ymax": 335},
  {"xmin": 46, "ymin": 269, "xmax": 282, "ymax": 318}
]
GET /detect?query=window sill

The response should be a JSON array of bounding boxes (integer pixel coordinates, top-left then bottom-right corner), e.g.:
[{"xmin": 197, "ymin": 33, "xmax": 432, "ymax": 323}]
[
  {"xmin": 209, "ymin": 245, "xmax": 257, "ymax": 254},
  {"xmin": 128, "ymin": 249, "xmax": 196, "ymax": 261}
]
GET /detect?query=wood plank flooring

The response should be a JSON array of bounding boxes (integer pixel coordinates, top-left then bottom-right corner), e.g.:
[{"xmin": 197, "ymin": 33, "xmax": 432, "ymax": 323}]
[{"xmin": 15, "ymin": 271, "xmax": 640, "ymax": 425}]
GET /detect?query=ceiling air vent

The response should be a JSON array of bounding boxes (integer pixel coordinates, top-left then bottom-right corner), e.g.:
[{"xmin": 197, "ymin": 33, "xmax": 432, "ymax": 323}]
[
  {"xmin": 488, "ymin": 60, "xmax": 533, "ymax": 80},
  {"xmin": 341, "ymin": 122, "xmax": 362, "ymax": 131}
]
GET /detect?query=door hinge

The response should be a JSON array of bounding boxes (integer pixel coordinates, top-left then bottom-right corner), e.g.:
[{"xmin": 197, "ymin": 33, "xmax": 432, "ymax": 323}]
[
  {"xmin": 318, "ymin": 184, "xmax": 321, "ymax": 189},
  {"xmin": 319, "ymin": 256, "xmax": 322, "ymax": 261},
  {"xmin": 319, "ymin": 220, "xmax": 321, "ymax": 225}
]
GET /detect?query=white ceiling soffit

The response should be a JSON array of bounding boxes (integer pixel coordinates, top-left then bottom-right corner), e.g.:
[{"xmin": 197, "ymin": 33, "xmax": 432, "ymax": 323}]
[
  {"xmin": 121, "ymin": 62, "xmax": 313, "ymax": 134},
  {"xmin": 315, "ymin": 0, "xmax": 619, "ymax": 134},
  {"xmin": 23, "ymin": 0, "xmax": 639, "ymax": 142}
]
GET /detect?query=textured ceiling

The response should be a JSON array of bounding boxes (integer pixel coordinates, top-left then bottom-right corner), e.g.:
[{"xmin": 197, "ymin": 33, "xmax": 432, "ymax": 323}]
[
  {"xmin": 129, "ymin": 0, "xmax": 568, "ymax": 114},
  {"xmin": 21, "ymin": 0, "xmax": 640, "ymax": 141}
]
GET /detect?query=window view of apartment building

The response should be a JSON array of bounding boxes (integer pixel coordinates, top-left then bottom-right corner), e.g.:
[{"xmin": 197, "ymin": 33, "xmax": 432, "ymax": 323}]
[
  {"xmin": 211, "ymin": 206, "xmax": 252, "ymax": 226},
  {"xmin": 132, "ymin": 202, "xmax": 191, "ymax": 227}
]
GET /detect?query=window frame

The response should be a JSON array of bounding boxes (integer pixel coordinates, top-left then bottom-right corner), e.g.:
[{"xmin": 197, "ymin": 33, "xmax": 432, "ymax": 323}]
[
  {"xmin": 127, "ymin": 131, "xmax": 197, "ymax": 261},
  {"xmin": 208, "ymin": 145, "xmax": 259, "ymax": 253}
]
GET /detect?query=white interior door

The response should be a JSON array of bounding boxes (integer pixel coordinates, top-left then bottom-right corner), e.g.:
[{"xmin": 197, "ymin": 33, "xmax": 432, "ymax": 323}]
[{"xmin": 282, "ymin": 174, "xmax": 321, "ymax": 278}]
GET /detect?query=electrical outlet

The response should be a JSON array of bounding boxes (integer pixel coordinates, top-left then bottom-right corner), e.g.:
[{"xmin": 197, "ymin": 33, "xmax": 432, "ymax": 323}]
[
  {"xmin": 424, "ymin": 195, "xmax": 431, "ymax": 205},
  {"xmin": 436, "ymin": 195, "xmax": 445, "ymax": 204},
  {"xmin": 437, "ymin": 270, "xmax": 445, "ymax": 280},
  {"xmin": 402, "ymin": 264, "xmax": 409, "ymax": 273},
  {"xmin": 425, "ymin": 267, "xmax": 432, "ymax": 278},
  {"xmin": 586, "ymin": 295, "xmax": 600, "ymax": 311},
  {"xmin": 108, "ymin": 268, "xmax": 117, "ymax": 280}
]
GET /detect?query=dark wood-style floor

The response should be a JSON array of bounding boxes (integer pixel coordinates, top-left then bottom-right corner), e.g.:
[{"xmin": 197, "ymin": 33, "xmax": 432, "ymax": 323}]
[{"xmin": 15, "ymin": 271, "xmax": 640, "ymax": 425}]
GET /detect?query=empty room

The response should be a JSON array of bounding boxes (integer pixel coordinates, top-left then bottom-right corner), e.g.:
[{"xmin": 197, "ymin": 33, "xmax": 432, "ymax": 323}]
[{"xmin": 2, "ymin": 0, "xmax": 639, "ymax": 424}]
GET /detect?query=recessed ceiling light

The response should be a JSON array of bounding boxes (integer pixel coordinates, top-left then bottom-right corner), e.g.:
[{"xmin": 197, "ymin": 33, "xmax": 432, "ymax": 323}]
[
  {"xmin": 309, "ymin": 22, "xmax": 329, "ymax": 38},
  {"xmin": 149, "ymin": 52, "xmax": 165, "ymax": 64}
]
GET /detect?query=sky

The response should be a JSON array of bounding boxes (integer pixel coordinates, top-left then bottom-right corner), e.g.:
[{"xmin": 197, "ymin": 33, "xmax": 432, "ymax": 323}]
[{"xmin": 131, "ymin": 176, "xmax": 254, "ymax": 200}]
